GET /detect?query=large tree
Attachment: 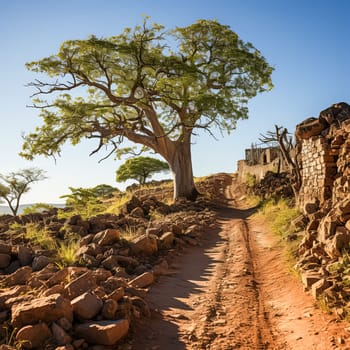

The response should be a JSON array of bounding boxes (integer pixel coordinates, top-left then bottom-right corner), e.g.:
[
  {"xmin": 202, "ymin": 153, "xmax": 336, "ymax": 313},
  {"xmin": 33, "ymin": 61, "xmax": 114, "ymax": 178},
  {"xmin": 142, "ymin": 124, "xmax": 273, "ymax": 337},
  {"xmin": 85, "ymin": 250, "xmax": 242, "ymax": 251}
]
[
  {"xmin": 116, "ymin": 156, "xmax": 169, "ymax": 184},
  {"xmin": 21, "ymin": 19, "xmax": 273, "ymax": 201},
  {"xmin": 0, "ymin": 168, "xmax": 47, "ymax": 216}
]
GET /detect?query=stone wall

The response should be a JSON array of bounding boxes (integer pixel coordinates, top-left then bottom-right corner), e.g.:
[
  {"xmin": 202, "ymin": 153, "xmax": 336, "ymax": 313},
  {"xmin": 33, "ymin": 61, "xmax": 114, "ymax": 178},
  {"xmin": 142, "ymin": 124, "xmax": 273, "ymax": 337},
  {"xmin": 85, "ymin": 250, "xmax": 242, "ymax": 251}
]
[
  {"xmin": 237, "ymin": 158, "xmax": 280, "ymax": 182},
  {"xmin": 297, "ymin": 110, "xmax": 350, "ymax": 213}
]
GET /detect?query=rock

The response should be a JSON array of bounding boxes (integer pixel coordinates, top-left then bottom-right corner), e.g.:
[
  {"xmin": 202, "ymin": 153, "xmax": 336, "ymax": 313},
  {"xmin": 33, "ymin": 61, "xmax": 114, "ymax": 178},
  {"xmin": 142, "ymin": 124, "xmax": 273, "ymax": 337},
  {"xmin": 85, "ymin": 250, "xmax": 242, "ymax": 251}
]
[
  {"xmin": 0, "ymin": 253, "xmax": 11, "ymax": 268},
  {"xmin": 152, "ymin": 259, "xmax": 169, "ymax": 276},
  {"xmin": 51, "ymin": 322, "xmax": 72, "ymax": 345},
  {"xmin": 107, "ymin": 287, "xmax": 124, "ymax": 303},
  {"xmin": 93, "ymin": 229, "xmax": 120, "ymax": 246},
  {"xmin": 17, "ymin": 246, "xmax": 33, "ymax": 266},
  {"xmin": 71, "ymin": 292, "xmax": 103, "ymax": 320},
  {"xmin": 101, "ymin": 255, "xmax": 119, "ymax": 271},
  {"xmin": 3, "ymin": 266, "xmax": 32, "ymax": 286},
  {"xmin": 301, "ymin": 271, "xmax": 322, "ymax": 289},
  {"xmin": 16, "ymin": 322, "xmax": 52, "ymax": 349},
  {"xmin": 74, "ymin": 319, "xmax": 129, "ymax": 346},
  {"xmin": 55, "ymin": 345, "xmax": 74, "ymax": 350},
  {"xmin": 159, "ymin": 232, "xmax": 174, "ymax": 249},
  {"xmin": 295, "ymin": 117, "xmax": 327, "ymax": 140},
  {"xmin": 346, "ymin": 219, "xmax": 350, "ymax": 231},
  {"xmin": 291, "ymin": 215, "xmax": 308, "ymax": 231},
  {"xmin": 0, "ymin": 286, "xmax": 27, "ymax": 309},
  {"xmin": 129, "ymin": 271, "xmax": 154, "ymax": 289},
  {"xmin": 92, "ymin": 268, "xmax": 113, "ymax": 285},
  {"xmin": 11, "ymin": 293, "xmax": 73, "ymax": 328},
  {"xmin": 46, "ymin": 268, "xmax": 70, "ymax": 287},
  {"xmin": 64, "ymin": 271, "xmax": 97, "ymax": 300},
  {"xmin": 324, "ymin": 227, "xmax": 350, "ymax": 258},
  {"xmin": 72, "ymin": 339, "xmax": 85, "ymax": 349},
  {"xmin": 0, "ymin": 242, "xmax": 11, "ymax": 254},
  {"xmin": 101, "ymin": 299, "xmax": 118, "ymax": 319},
  {"xmin": 32, "ymin": 255, "xmax": 52, "ymax": 271},
  {"xmin": 311, "ymin": 279, "xmax": 332, "ymax": 299},
  {"xmin": 131, "ymin": 296, "xmax": 151, "ymax": 318},
  {"xmin": 130, "ymin": 234, "xmax": 158, "ymax": 256},
  {"xmin": 130, "ymin": 207, "xmax": 145, "ymax": 218}
]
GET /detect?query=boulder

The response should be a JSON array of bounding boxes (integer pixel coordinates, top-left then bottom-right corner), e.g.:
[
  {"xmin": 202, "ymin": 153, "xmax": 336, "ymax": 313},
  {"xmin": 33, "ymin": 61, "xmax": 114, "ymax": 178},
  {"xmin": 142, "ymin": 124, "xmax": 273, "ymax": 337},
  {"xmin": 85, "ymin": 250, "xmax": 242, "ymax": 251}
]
[
  {"xmin": 311, "ymin": 279, "xmax": 332, "ymax": 299},
  {"xmin": 0, "ymin": 242, "xmax": 11, "ymax": 254},
  {"xmin": 101, "ymin": 255, "xmax": 119, "ymax": 271},
  {"xmin": 129, "ymin": 271, "xmax": 154, "ymax": 289},
  {"xmin": 324, "ymin": 227, "xmax": 350, "ymax": 258},
  {"xmin": 101, "ymin": 299, "xmax": 118, "ymax": 319},
  {"xmin": 301, "ymin": 271, "xmax": 322, "ymax": 289},
  {"xmin": 159, "ymin": 232, "xmax": 175, "ymax": 249},
  {"xmin": 51, "ymin": 322, "xmax": 72, "ymax": 345},
  {"xmin": 11, "ymin": 293, "xmax": 73, "ymax": 328},
  {"xmin": 71, "ymin": 292, "xmax": 103, "ymax": 320},
  {"xmin": 74, "ymin": 319, "xmax": 129, "ymax": 346},
  {"xmin": 130, "ymin": 234, "xmax": 158, "ymax": 256},
  {"xmin": 16, "ymin": 322, "xmax": 52, "ymax": 349},
  {"xmin": 0, "ymin": 253, "xmax": 11, "ymax": 268},
  {"xmin": 17, "ymin": 246, "xmax": 33, "ymax": 266},
  {"xmin": 295, "ymin": 117, "xmax": 327, "ymax": 140},
  {"xmin": 3, "ymin": 266, "xmax": 32, "ymax": 286},
  {"xmin": 0, "ymin": 286, "xmax": 27, "ymax": 309},
  {"xmin": 93, "ymin": 229, "xmax": 120, "ymax": 246},
  {"xmin": 32, "ymin": 255, "xmax": 52, "ymax": 271},
  {"xmin": 64, "ymin": 271, "xmax": 97, "ymax": 300}
]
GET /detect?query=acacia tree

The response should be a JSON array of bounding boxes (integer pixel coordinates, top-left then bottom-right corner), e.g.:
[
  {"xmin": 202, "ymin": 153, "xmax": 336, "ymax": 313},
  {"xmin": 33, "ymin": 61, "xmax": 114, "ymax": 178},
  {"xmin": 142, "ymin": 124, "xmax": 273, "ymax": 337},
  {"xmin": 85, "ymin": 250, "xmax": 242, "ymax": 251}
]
[
  {"xmin": 21, "ymin": 19, "xmax": 273, "ymax": 201},
  {"xmin": 116, "ymin": 156, "xmax": 169, "ymax": 184},
  {"xmin": 0, "ymin": 168, "xmax": 47, "ymax": 216}
]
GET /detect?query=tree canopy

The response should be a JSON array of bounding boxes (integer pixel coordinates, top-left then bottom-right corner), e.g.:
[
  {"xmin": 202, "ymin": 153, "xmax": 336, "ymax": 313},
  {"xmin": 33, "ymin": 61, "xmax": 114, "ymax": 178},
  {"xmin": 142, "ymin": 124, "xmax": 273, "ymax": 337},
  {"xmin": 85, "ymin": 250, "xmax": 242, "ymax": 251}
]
[
  {"xmin": 116, "ymin": 156, "xmax": 169, "ymax": 184},
  {"xmin": 21, "ymin": 18, "xmax": 273, "ymax": 200},
  {"xmin": 0, "ymin": 168, "xmax": 47, "ymax": 216}
]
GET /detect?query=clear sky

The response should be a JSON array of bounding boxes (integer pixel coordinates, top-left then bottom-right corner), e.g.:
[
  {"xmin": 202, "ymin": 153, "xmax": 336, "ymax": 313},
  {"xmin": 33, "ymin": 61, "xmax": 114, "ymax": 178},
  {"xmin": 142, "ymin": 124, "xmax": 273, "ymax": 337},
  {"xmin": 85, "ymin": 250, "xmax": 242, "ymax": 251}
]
[{"xmin": 0, "ymin": 0, "xmax": 349, "ymax": 204}]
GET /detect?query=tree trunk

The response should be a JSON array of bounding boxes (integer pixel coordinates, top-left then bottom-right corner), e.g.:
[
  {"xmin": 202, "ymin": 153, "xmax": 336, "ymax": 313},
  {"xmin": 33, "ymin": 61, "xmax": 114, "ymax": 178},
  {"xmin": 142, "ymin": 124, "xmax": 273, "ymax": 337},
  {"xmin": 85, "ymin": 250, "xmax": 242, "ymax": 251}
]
[{"xmin": 168, "ymin": 140, "xmax": 199, "ymax": 201}]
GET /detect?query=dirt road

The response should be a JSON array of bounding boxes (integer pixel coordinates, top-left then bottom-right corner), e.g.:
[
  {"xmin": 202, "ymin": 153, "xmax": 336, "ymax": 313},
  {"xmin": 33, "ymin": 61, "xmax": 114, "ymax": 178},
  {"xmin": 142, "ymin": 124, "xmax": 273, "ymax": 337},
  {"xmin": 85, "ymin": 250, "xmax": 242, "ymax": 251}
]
[{"xmin": 131, "ymin": 179, "xmax": 350, "ymax": 349}]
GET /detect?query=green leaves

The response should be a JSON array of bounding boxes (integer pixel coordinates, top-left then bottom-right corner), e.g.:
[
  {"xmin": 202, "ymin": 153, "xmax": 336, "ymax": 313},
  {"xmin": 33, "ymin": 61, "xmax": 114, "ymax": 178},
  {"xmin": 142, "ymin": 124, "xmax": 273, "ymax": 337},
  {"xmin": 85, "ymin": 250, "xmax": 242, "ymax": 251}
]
[
  {"xmin": 116, "ymin": 156, "xmax": 170, "ymax": 184},
  {"xmin": 23, "ymin": 18, "xmax": 273, "ymax": 160}
]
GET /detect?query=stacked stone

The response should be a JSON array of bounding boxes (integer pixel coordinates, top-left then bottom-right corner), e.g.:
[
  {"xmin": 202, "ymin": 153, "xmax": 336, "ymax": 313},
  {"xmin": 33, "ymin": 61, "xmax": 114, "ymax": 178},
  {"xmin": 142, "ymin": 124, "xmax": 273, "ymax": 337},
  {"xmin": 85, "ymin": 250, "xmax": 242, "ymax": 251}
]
[
  {"xmin": 299, "ymin": 137, "xmax": 334, "ymax": 207},
  {"xmin": 295, "ymin": 103, "xmax": 350, "ymax": 317},
  {"xmin": 332, "ymin": 119, "xmax": 350, "ymax": 204}
]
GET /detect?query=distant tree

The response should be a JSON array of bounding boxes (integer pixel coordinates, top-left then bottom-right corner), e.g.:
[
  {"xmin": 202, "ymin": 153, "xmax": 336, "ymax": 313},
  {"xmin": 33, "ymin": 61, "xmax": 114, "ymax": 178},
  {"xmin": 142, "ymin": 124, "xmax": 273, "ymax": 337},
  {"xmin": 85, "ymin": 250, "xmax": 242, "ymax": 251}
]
[
  {"xmin": 22, "ymin": 202, "xmax": 54, "ymax": 215},
  {"xmin": 0, "ymin": 168, "xmax": 47, "ymax": 216},
  {"xmin": 259, "ymin": 125, "xmax": 302, "ymax": 198},
  {"xmin": 21, "ymin": 18, "xmax": 273, "ymax": 201},
  {"xmin": 60, "ymin": 184, "xmax": 119, "ymax": 217},
  {"xmin": 116, "ymin": 156, "xmax": 169, "ymax": 185}
]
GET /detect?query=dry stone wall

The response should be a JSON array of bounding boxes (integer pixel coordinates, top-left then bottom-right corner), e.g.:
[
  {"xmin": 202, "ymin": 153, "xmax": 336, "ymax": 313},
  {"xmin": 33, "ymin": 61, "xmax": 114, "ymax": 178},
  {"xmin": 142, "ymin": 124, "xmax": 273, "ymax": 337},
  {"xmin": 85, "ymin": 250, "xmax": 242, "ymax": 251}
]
[{"xmin": 295, "ymin": 103, "xmax": 350, "ymax": 316}]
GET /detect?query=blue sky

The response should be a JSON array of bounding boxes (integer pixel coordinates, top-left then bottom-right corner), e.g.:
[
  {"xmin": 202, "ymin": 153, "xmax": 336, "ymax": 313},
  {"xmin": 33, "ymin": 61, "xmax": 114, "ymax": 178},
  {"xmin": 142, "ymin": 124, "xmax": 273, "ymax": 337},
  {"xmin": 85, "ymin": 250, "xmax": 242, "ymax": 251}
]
[{"xmin": 0, "ymin": 0, "xmax": 349, "ymax": 203}]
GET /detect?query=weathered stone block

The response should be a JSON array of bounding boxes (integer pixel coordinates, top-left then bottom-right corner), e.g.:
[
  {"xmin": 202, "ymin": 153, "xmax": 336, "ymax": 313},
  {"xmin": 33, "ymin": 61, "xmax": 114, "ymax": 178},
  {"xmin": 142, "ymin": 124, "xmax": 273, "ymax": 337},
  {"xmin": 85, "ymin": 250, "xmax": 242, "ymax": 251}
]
[
  {"xmin": 16, "ymin": 322, "xmax": 52, "ymax": 349},
  {"xmin": 129, "ymin": 271, "xmax": 154, "ymax": 288},
  {"xmin": 71, "ymin": 292, "xmax": 103, "ymax": 320},
  {"xmin": 74, "ymin": 319, "xmax": 129, "ymax": 346},
  {"xmin": 11, "ymin": 293, "xmax": 73, "ymax": 328}
]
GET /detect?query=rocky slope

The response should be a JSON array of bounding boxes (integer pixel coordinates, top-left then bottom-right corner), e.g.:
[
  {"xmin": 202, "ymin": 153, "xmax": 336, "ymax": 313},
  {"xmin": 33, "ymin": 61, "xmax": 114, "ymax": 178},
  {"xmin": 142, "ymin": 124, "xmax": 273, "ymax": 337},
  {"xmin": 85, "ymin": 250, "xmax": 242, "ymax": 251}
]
[{"xmin": 0, "ymin": 175, "xmax": 228, "ymax": 349}]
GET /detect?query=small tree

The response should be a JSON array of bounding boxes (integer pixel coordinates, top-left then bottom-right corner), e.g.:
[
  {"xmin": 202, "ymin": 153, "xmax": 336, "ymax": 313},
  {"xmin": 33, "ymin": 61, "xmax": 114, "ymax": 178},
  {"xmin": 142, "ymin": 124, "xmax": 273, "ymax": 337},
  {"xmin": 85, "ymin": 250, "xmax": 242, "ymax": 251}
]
[
  {"xmin": 116, "ymin": 156, "xmax": 169, "ymax": 185},
  {"xmin": 259, "ymin": 125, "xmax": 302, "ymax": 198},
  {"xmin": 60, "ymin": 184, "xmax": 119, "ymax": 217},
  {"xmin": 0, "ymin": 168, "xmax": 47, "ymax": 216}
]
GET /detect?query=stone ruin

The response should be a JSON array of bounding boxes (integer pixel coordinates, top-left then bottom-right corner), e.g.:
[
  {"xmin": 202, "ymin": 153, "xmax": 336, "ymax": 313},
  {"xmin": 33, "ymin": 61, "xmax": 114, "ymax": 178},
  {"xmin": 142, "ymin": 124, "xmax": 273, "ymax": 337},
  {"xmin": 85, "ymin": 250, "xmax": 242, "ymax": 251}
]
[{"xmin": 294, "ymin": 102, "xmax": 350, "ymax": 316}]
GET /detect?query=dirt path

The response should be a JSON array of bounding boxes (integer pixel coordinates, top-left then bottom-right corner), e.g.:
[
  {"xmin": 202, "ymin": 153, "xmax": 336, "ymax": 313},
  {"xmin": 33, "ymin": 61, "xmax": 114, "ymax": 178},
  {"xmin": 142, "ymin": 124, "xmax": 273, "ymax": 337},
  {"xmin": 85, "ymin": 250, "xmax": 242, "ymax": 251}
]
[{"xmin": 131, "ymin": 179, "xmax": 350, "ymax": 350}]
